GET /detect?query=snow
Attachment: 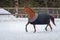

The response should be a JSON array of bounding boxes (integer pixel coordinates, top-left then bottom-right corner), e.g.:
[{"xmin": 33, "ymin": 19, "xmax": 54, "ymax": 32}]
[
  {"xmin": 0, "ymin": 8, "xmax": 60, "ymax": 40},
  {"xmin": 0, "ymin": 8, "xmax": 10, "ymax": 14},
  {"xmin": 0, "ymin": 18, "xmax": 60, "ymax": 40},
  {"xmin": 0, "ymin": 8, "xmax": 16, "ymax": 20}
]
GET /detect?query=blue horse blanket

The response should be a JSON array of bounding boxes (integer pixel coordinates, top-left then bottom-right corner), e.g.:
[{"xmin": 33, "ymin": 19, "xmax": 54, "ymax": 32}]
[{"xmin": 29, "ymin": 13, "xmax": 50, "ymax": 25}]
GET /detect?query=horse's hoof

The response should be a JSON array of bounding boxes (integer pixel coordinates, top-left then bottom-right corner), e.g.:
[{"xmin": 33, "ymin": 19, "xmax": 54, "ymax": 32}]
[
  {"xmin": 33, "ymin": 32, "xmax": 35, "ymax": 33},
  {"xmin": 45, "ymin": 28, "xmax": 47, "ymax": 31},
  {"xmin": 51, "ymin": 29, "xmax": 52, "ymax": 31},
  {"xmin": 26, "ymin": 31, "xmax": 28, "ymax": 32},
  {"xmin": 34, "ymin": 31, "xmax": 36, "ymax": 33}
]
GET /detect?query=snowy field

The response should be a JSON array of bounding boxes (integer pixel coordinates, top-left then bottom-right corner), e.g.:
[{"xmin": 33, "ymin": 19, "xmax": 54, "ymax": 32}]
[
  {"xmin": 0, "ymin": 8, "xmax": 60, "ymax": 40},
  {"xmin": 0, "ymin": 18, "xmax": 60, "ymax": 40}
]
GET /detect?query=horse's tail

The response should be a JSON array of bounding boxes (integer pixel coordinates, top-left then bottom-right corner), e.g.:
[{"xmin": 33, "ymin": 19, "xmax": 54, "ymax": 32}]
[{"xmin": 50, "ymin": 15, "xmax": 56, "ymax": 26}]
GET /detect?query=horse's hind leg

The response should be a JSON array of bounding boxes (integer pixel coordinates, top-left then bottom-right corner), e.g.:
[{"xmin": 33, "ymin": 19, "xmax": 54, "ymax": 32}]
[
  {"xmin": 48, "ymin": 23, "xmax": 52, "ymax": 31},
  {"xmin": 25, "ymin": 22, "xmax": 29, "ymax": 32},
  {"xmin": 45, "ymin": 24, "xmax": 48, "ymax": 31}
]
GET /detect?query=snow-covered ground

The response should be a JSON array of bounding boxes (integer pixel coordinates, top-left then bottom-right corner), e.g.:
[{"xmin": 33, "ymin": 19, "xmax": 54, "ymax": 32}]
[
  {"xmin": 0, "ymin": 8, "xmax": 60, "ymax": 40},
  {"xmin": 0, "ymin": 18, "xmax": 60, "ymax": 40}
]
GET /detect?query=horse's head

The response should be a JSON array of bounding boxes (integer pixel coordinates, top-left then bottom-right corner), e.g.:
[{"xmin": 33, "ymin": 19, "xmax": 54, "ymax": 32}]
[
  {"xmin": 22, "ymin": 6, "xmax": 35, "ymax": 13},
  {"xmin": 21, "ymin": 6, "xmax": 35, "ymax": 20},
  {"xmin": 21, "ymin": 6, "xmax": 28, "ymax": 14},
  {"xmin": 22, "ymin": 6, "xmax": 30, "ymax": 12}
]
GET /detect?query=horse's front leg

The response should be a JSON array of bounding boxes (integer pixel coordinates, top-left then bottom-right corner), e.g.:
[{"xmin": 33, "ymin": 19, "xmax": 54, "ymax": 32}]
[
  {"xmin": 48, "ymin": 23, "xmax": 52, "ymax": 31},
  {"xmin": 33, "ymin": 25, "xmax": 36, "ymax": 33},
  {"xmin": 45, "ymin": 24, "xmax": 48, "ymax": 31},
  {"xmin": 25, "ymin": 22, "xmax": 29, "ymax": 32}
]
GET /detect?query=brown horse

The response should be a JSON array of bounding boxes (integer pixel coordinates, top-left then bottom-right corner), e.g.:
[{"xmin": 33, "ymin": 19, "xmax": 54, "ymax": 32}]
[{"xmin": 21, "ymin": 6, "xmax": 56, "ymax": 32}]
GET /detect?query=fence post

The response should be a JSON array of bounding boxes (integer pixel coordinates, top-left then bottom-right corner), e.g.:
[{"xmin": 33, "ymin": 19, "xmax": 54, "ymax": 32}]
[
  {"xmin": 14, "ymin": 0, "xmax": 19, "ymax": 18},
  {"xmin": 57, "ymin": 10, "xmax": 59, "ymax": 18}
]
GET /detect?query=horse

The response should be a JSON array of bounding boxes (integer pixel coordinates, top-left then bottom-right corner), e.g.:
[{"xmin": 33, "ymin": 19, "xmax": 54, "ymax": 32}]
[{"xmin": 21, "ymin": 6, "xmax": 56, "ymax": 32}]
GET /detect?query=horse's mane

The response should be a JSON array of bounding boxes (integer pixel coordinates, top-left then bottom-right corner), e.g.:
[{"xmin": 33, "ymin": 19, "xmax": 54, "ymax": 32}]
[{"xmin": 24, "ymin": 6, "xmax": 35, "ymax": 13}]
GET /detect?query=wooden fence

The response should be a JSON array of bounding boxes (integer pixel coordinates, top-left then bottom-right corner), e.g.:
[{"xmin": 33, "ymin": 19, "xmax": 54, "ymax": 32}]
[{"xmin": 0, "ymin": 7, "xmax": 60, "ymax": 18}]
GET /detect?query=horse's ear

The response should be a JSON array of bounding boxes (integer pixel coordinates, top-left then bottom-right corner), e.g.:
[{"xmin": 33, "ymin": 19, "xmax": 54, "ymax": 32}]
[
  {"xmin": 24, "ymin": 6, "xmax": 30, "ymax": 8},
  {"xmin": 24, "ymin": 6, "xmax": 27, "ymax": 8}
]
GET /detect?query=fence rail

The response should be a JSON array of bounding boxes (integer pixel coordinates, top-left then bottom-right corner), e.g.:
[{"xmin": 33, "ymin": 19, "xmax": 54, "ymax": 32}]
[
  {"xmin": 0, "ymin": 14, "xmax": 60, "ymax": 16},
  {"xmin": 2, "ymin": 7, "xmax": 60, "ymax": 9},
  {"xmin": 0, "ymin": 7, "xmax": 60, "ymax": 18}
]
